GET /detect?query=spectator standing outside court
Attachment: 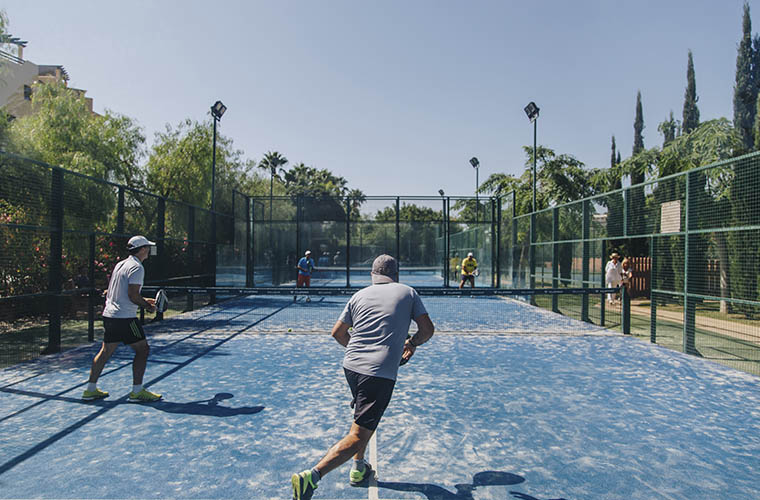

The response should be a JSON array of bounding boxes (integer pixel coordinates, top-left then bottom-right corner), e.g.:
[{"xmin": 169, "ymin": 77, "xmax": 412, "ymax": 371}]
[
  {"xmin": 605, "ymin": 252, "xmax": 623, "ymax": 304},
  {"xmin": 291, "ymin": 254, "xmax": 435, "ymax": 500},
  {"xmin": 621, "ymin": 257, "xmax": 633, "ymax": 291},
  {"xmin": 459, "ymin": 252, "xmax": 478, "ymax": 289},
  {"xmin": 82, "ymin": 235, "xmax": 162, "ymax": 403},
  {"xmin": 297, "ymin": 250, "xmax": 317, "ymax": 302}
]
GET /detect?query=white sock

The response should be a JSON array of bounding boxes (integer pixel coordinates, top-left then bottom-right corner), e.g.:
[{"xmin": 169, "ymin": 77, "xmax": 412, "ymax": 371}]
[
  {"xmin": 132, "ymin": 384, "xmax": 143, "ymax": 394},
  {"xmin": 87, "ymin": 382, "xmax": 97, "ymax": 392}
]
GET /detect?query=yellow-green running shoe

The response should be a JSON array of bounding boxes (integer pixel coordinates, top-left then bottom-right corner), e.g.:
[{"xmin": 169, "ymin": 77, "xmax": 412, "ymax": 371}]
[
  {"xmin": 291, "ymin": 470, "xmax": 317, "ymax": 500},
  {"xmin": 349, "ymin": 461, "xmax": 373, "ymax": 486},
  {"xmin": 128, "ymin": 388, "xmax": 162, "ymax": 403},
  {"xmin": 82, "ymin": 388, "xmax": 109, "ymax": 401}
]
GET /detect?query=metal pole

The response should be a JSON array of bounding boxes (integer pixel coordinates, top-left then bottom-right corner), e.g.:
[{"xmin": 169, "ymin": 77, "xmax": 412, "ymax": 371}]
[
  {"xmin": 212, "ymin": 118, "xmax": 217, "ymax": 212},
  {"xmin": 533, "ymin": 119, "xmax": 537, "ymax": 213},
  {"xmin": 475, "ymin": 166, "xmax": 479, "ymax": 223}
]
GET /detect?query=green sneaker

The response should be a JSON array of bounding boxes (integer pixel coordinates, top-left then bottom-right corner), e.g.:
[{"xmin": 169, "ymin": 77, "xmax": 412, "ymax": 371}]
[
  {"xmin": 349, "ymin": 461, "xmax": 373, "ymax": 486},
  {"xmin": 291, "ymin": 470, "xmax": 317, "ymax": 500},
  {"xmin": 128, "ymin": 388, "xmax": 162, "ymax": 403},
  {"xmin": 82, "ymin": 388, "xmax": 109, "ymax": 401}
]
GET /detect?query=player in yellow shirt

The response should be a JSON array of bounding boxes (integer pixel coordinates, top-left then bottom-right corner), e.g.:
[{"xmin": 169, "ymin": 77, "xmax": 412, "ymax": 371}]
[{"xmin": 459, "ymin": 252, "xmax": 478, "ymax": 289}]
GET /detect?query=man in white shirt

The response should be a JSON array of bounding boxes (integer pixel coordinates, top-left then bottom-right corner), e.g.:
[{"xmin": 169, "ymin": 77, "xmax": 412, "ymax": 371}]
[
  {"xmin": 605, "ymin": 252, "xmax": 623, "ymax": 304},
  {"xmin": 82, "ymin": 235, "xmax": 162, "ymax": 402}
]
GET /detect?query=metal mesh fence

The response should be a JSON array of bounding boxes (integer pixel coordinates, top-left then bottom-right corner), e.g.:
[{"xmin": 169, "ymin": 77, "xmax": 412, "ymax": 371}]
[
  {"xmin": 498, "ymin": 151, "xmax": 760, "ymax": 375},
  {"xmin": 0, "ymin": 151, "xmax": 223, "ymax": 367}
]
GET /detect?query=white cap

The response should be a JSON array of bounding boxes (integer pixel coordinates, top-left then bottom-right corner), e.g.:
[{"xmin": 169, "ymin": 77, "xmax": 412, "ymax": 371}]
[
  {"xmin": 127, "ymin": 235, "xmax": 156, "ymax": 249},
  {"xmin": 305, "ymin": 250, "xmax": 311, "ymax": 255},
  {"xmin": 467, "ymin": 252, "xmax": 474, "ymax": 257}
]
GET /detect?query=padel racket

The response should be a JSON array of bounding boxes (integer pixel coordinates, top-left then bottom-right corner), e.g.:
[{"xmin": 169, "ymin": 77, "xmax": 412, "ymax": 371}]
[
  {"xmin": 154, "ymin": 289, "xmax": 169, "ymax": 313},
  {"xmin": 400, "ymin": 334, "xmax": 412, "ymax": 366},
  {"xmin": 473, "ymin": 269, "xmax": 480, "ymax": 277}
]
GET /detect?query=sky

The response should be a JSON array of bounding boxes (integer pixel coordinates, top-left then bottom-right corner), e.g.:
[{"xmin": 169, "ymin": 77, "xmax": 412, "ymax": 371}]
[{"xmin": 4, "ymin": 1, "xmax": 759, "ymax": 197}]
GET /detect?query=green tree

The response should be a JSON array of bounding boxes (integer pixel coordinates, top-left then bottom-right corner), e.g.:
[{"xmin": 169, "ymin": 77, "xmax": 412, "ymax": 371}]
[
  {"xmin": 734, "ymin": 2, "xmax": 756, "ymax": 151},
  {"xmin": 683, "ymin": 50, "xmax": 700, "ymax": 134},
  {"xmin": 145, "ymin": 118, "xmax": 259, "ymax": 213},
  {"xmin": 9, "ymin": 82, "xmax": 145, "ymax": 184},
  {"xmin": 659, "ymin": 111, "xmax": 679, "ymax": 146}
]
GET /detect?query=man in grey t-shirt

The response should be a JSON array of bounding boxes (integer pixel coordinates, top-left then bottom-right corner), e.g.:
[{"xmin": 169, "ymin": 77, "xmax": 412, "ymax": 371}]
[{"xmin": 291, "ymin": 255, "xmax": 434, "ymax": 500}]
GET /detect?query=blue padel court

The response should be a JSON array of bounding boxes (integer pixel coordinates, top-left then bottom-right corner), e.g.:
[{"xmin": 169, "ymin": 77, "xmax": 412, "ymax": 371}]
[{"xmin": 1, "ymin": 295, "xmax": 759, "ymax": 500}]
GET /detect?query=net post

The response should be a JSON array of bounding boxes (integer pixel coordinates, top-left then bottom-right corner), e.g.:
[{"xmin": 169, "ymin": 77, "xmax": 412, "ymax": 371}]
[
  {"xmin": 44, "ymin": 168, "xmax": 64, "ymax": 355},
  {"xmin": 88, "ymin": 232, "xmax": 95, "ymax": 342},
  {"xmin": 446, "ymin": 197, "xmax": 451, "ymax": 287},
  {"xmin": 552, "ymin": 206, "xmax": 559, "ymax": 312}
]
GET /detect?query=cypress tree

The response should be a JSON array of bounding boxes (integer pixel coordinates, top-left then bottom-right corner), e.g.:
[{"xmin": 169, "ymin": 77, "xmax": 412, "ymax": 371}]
[
  {"xmin": 734, "ymin": 2, "xmax": 755, "ymax": 150},
  {"xmin": 754, "ymin": 93, "xmax": 760, "ymax": 150},
  {"xmin": 610, "ymin": 135, "xmax": 617, "ymax": 169},
  {"xmin": 616, "ymin": 151, "xmax": 621, "ymax": 165},
  {"xmin": 632, "ymin": 91, "xmax": 645, "ymax": 181},
  {"xmin": 659, "ymin": 111, "xmax": 677, "ymax": 146},
  {"xmin": 683, "ymin": 51, "xmax": 700, "ymax": 134}
]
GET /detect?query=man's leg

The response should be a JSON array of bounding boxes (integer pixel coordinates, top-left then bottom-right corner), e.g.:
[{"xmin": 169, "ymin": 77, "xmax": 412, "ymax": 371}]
[
  {"xmin": 83, "ymin": 342, "xmax": 118, "ymax": 400},
  {"xmin": 88, "ymin": 342, "xmax": 119, "ymax": 383},
  {"xmin": 314, "ymin": 423, "xmax": 373, "ymax": 477},
  {"xmin": 129, "ymin": 339, "xmax": 150, "ymax": 385}
]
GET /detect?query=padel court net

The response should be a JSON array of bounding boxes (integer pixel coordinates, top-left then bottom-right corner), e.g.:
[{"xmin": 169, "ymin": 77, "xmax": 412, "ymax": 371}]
[{"xmin": 138, "ymin": 286, "xmax": 623, "ymax": 336}]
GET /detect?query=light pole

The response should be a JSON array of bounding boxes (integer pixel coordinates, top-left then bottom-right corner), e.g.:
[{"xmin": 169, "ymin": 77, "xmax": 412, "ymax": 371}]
[
  {"xmin": 524, "ymin": 102, "xmax": 539, "ymax": 212},
  {"xmin": 210, "ymin": 100, "xmax": 227, "ymax": 212},
  {"xmin": 469, "ymin": 157, "xmax": 480, "ymax": 222},
  {"xmin": 524, "ymin": 101, "xmax": 539, "ymax": 296}
]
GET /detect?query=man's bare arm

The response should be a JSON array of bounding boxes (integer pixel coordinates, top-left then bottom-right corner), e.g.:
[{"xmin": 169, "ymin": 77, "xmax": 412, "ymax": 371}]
[
  {"xmin": 128, "ymin": 284, "xmax": 155, "ymax": 312},
  {"xmin": 409, "ymin": 313, "xmax": 434, "ymax": 347},
  {"xmin": 331, "ymin": 320, "xmax": 351, "ymax": 347}
]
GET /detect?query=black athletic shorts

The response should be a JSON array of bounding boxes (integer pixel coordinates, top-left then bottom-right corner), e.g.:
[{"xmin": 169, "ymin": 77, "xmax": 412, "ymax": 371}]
[
  {"xmin": 344, "ymin": 368, "xmax": 396, "ymax": 431},
  {"xmin": 103, "ymin": 317, "xmax": 146, "ymax": 345}
]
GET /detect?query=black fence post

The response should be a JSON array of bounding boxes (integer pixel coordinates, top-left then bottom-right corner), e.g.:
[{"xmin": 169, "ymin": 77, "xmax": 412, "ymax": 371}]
[
  {"xmin": 600, "ymin": 239, "xmax": 606, "ymax": 326},
  {"xmin": 650, "ymin": 235, "xmax": 657, "ymax": 344},
  {"xmin": 46, "ymin": 168, "xmax": 63, "ymax": 354},
  {"xmin": 622, "ymin": 285, "xmax": 631, "ymax": 334},
  {"xmin": 395, "ymin": 197, "xmax": 400, "ymax": 263},
  {"xmin": 246, "ymin": 195, "xmax": 253, "ymax": 287},
  {"xmin": 552, "ymin": 207, "xmax": 559, "ymax": 312},
  {"xmin": 117, "ymin": 187, "xmax": 125, "ymax": 235},
  {"xmin": 187, "ymin": 206, "xmax": 195, "ymax": 311},
  {"xmin": 684, "ymin": 171, "xmax": 697, "ymax": 355},
  {"xmin": 346, "ymin": 197, "xmax": 351, "ymax": 287},
  {"xmin": 157, "ymin": 198, "xmax": 165, "ymax": 286},
  {"xmin": 88, "ymin": 232, "xmax": 95, "ymax": 342},
  {"xmin": 495, "ymin": 197, "xmax": 501, "ymax": 288},
  {"xmin": 511, "ymin": 192, "xmax": 518, "ymax": 288},
  {"xmin": 581, "ymin": 200, "xmax": 590, "ymax": 322}
]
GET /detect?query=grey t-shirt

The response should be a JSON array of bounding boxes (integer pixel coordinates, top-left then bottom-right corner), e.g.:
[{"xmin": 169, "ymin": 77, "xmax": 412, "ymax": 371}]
[{"xmin": 339, "ymin": 282, "xmax": 428, "ymax": 381}]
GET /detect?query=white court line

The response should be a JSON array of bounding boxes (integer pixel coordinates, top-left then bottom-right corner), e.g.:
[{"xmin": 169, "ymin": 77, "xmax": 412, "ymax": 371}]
[{"xmin": 368, "ymin": 430, "xmax": 379, "ymax": 500}]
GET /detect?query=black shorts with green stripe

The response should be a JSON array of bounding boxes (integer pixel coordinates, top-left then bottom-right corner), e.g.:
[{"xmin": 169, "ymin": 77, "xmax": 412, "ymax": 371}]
[{"xmin": 103, "ymin": 317, "xmax": 146, "ymax": 345}]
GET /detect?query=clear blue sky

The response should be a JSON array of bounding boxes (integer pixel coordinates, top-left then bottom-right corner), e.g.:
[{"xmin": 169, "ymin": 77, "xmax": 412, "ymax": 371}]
[{"xmin": 5, "ymin": 1, "xmax": 759, "ymax": 196}]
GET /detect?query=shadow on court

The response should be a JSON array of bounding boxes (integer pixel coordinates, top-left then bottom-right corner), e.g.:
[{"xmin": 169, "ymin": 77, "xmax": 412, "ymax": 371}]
[
  {"xmin": 364, "ymin": 470, "xmax": 568, "ymax": 500},
  {"xmin": 1, "ymin": 387, "xmax": 264, "ymax": 418}
]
